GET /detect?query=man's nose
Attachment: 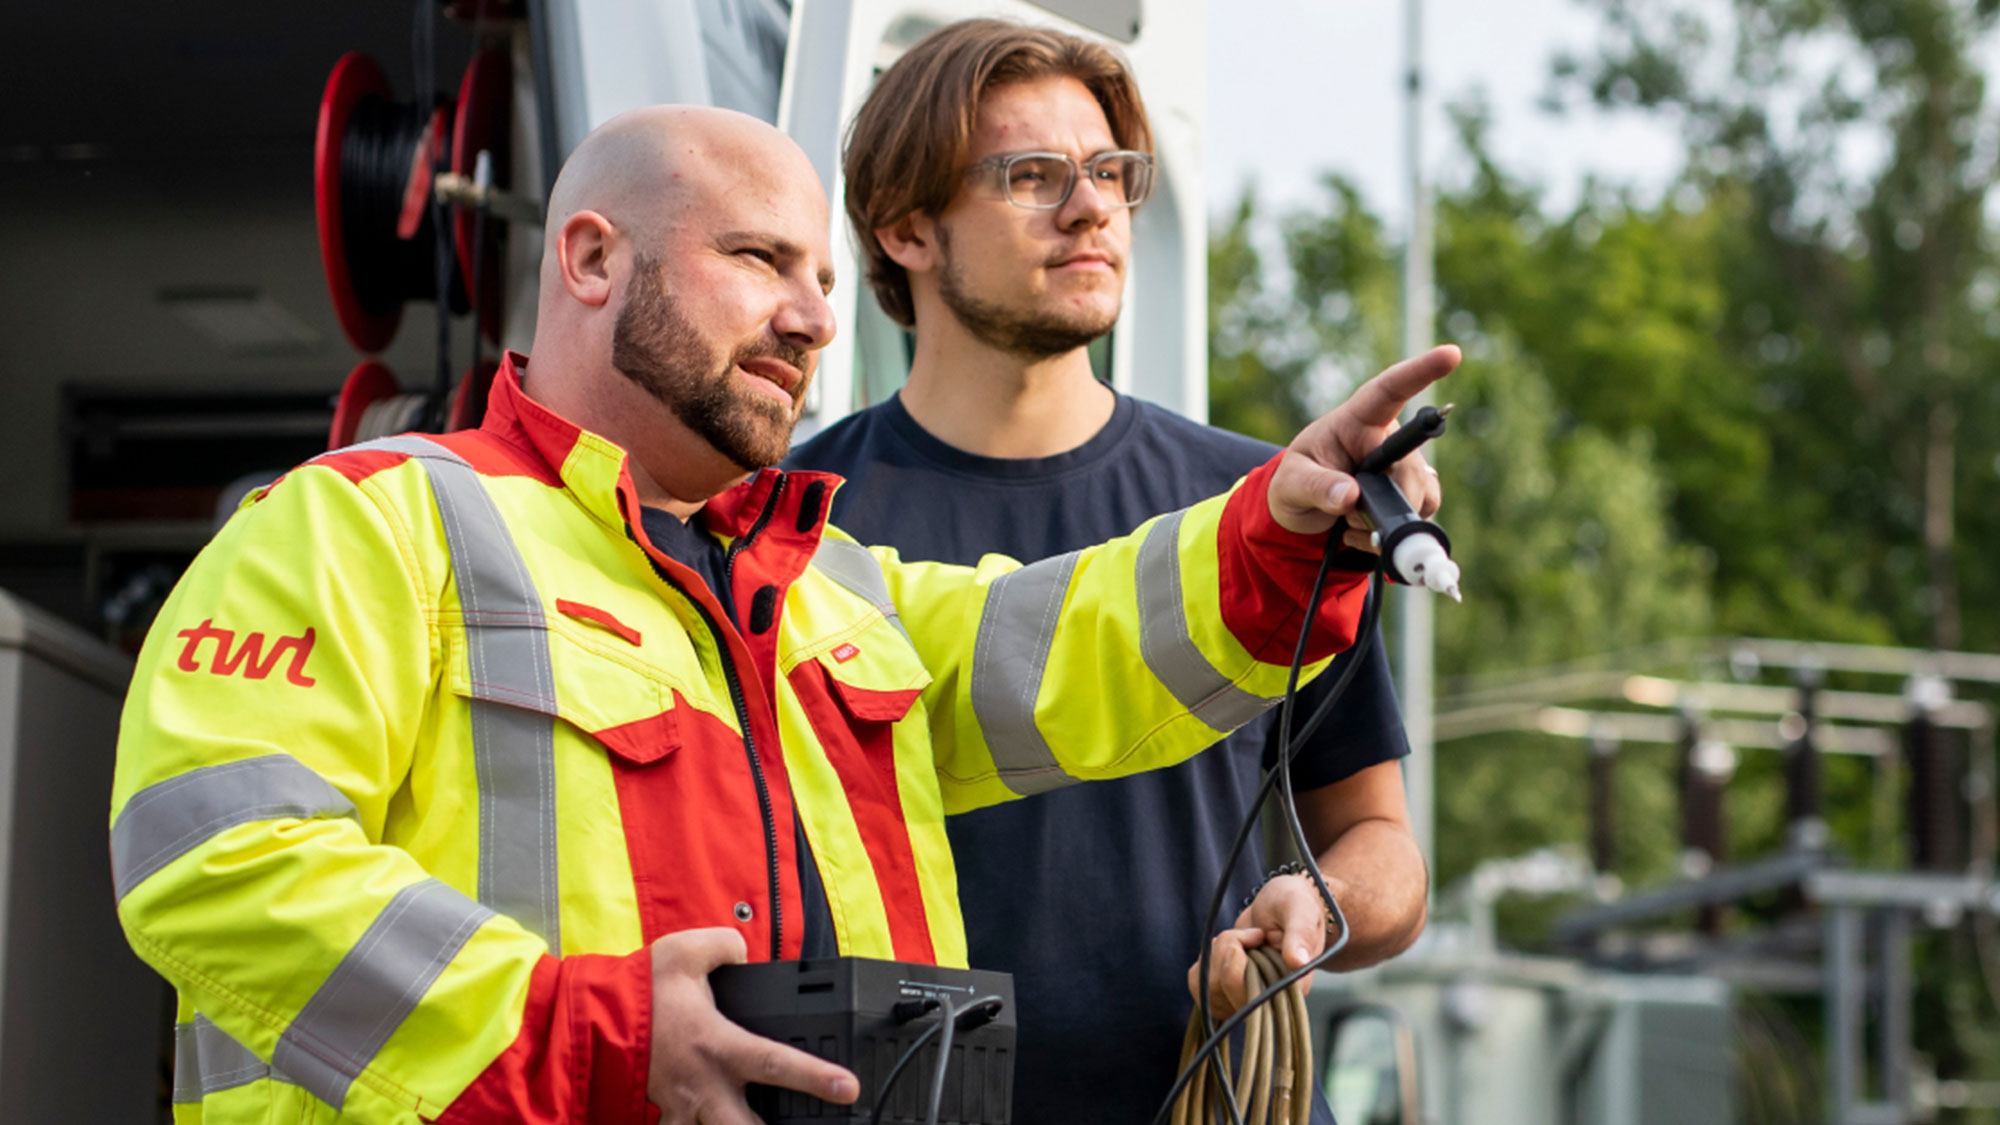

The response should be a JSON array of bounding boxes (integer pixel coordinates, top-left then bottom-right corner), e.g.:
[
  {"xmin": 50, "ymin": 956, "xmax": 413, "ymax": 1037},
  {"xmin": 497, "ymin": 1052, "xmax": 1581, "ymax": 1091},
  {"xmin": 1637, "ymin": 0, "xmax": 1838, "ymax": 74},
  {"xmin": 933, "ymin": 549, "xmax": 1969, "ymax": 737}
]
[
  {"xmin": 775, "ymin": 284, "xmax": 838, "ymax": 351},
  {"xmin": 1058, "ymin": 172, "xmax": 1114, "ymax": 231}
]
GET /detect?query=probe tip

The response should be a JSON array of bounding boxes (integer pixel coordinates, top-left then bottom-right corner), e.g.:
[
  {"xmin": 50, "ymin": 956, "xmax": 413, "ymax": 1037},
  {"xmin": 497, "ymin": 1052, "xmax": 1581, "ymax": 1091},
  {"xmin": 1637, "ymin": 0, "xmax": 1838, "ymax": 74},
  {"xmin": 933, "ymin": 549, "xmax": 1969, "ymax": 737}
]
[{"xmin": 1437, "ymin": 402, "xmax": 1456, "ymax": 417}]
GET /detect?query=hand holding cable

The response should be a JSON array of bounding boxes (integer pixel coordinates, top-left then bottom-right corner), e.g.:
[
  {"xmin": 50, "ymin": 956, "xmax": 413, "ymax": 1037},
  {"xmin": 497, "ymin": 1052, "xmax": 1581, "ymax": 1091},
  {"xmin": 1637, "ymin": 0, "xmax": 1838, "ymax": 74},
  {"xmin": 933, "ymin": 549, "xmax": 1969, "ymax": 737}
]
[{"xmin": 1191, "ymin": 872, "xmax": 1342, "ymax": 1019}]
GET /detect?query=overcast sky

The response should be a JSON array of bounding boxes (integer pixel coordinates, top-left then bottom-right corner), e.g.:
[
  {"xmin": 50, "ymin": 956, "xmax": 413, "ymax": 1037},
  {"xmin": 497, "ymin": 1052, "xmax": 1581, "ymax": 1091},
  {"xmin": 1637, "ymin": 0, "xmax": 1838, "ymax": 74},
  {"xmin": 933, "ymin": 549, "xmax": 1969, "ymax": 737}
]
[{"xmin": 1203, "ymin": 0, "xmax": 1687, "ymax": 228}]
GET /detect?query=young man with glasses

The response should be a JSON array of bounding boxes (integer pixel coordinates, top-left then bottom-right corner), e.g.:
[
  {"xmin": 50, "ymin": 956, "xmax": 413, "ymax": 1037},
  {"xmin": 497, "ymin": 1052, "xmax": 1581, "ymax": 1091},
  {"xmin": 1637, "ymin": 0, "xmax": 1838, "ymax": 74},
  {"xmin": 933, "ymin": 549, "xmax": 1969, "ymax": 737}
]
[{"xmin": 788, "ymin": 20, "xmax": 1431, "ymax": 1123}]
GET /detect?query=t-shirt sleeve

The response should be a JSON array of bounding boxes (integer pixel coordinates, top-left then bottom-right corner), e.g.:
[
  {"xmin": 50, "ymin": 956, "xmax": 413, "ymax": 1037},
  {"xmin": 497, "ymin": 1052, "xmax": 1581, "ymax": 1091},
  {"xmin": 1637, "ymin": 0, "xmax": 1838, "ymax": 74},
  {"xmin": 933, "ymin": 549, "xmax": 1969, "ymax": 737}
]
[{"xmin": 1277, "ymin": 623, "xmax": 1409, "ymax": 792}]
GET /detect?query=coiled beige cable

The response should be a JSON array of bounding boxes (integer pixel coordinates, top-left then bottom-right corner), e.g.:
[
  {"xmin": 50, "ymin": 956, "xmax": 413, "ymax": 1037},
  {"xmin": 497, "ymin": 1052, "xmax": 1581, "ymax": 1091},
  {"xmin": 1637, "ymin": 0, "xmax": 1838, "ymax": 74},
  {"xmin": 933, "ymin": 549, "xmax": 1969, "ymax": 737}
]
[{"xmin": 1171, "ymin": 946, "xmax": 1315, "ymax": 1125}]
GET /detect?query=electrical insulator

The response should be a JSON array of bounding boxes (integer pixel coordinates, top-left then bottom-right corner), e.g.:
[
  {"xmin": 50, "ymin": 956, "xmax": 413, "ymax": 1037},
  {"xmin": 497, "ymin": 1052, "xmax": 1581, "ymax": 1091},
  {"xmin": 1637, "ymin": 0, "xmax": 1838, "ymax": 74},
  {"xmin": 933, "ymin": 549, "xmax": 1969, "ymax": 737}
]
[
  {"xmin": 1903, "ymin": 675, "xmax": 1967, "ymax": 872},
  {"xmin": 1677, "ymin": 712, "xmax": 1732, "ymax": 935},
  {"xmin": 1588, "ymin": 732, "xmax": 1617, "ymax": 876}
]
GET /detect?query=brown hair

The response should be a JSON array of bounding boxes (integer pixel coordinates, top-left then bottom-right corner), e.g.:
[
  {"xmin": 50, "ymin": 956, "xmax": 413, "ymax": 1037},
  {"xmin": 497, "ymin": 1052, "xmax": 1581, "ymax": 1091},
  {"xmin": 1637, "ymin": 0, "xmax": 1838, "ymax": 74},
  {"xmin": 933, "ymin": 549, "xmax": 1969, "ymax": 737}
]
[{"xmin": 842, "ymin": 19, "xmax": 1153, "ymax": 327}]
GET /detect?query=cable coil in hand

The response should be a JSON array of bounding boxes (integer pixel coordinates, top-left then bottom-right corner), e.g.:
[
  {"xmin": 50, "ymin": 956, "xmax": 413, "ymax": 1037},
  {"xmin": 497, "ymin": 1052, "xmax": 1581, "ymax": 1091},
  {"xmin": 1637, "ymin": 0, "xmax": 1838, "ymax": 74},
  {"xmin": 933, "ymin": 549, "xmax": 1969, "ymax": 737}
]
[
  {"xmin": 1172, "ymin": 946, "xmax": 1313, "ymax": 1125},
  {"xmin": 1154, "ymin": 556, "xmax": 1391, "ymax": 1125}
]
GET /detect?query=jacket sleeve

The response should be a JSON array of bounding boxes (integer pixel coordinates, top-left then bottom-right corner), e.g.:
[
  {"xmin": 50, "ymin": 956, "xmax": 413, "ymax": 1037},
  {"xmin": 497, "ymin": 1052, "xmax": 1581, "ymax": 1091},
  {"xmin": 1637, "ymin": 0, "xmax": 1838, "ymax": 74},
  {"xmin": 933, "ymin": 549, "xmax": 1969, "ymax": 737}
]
[
  {"xmin": 882, "ymin": 453, "xmax": 1370, "ymax": 813},
  {"xmin": 108, "ymin": 461, "xmax": 654, "ymax": 1125}
]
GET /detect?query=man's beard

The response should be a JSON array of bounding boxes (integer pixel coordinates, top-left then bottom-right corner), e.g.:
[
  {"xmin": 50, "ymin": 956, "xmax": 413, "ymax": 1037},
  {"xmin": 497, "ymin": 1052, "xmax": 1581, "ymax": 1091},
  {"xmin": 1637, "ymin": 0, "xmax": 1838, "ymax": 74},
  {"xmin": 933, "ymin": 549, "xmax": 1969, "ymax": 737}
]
[
  {"xmin": 610, "ymin": 256, "xmax": 807, "ymax": 471},
  {"xmin": 935, "ymin": 224, "xmax": 1118, "ymax": 359}
]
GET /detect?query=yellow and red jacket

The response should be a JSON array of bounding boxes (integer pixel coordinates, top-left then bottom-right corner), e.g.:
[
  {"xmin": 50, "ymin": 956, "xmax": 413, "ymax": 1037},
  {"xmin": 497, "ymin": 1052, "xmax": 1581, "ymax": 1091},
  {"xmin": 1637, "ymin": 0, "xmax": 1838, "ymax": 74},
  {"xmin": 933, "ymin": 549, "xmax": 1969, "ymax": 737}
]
[{"xmin": 109, "ymin": 353, "xmax": 1365, "ymax": 1124}]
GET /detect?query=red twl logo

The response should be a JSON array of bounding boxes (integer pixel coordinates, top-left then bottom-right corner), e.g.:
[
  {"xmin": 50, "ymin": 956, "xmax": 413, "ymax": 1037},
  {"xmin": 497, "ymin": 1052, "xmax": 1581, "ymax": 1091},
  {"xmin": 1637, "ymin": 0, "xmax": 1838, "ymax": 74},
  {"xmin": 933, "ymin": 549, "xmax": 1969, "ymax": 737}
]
[
  {"xmin": 831, "ymin": 643, "xmax": 860, "ymax": 663},
  {"xmin": 174, "ymin": 620, "xmax": 318, "ymax": 687}
]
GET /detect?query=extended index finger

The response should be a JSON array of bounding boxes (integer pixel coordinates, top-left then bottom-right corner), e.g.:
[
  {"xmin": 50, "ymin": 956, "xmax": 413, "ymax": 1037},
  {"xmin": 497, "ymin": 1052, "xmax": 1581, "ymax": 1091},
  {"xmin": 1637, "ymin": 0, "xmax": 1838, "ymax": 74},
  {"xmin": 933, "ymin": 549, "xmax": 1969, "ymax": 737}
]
[
  {"xmin": 1343, "ymin": 345, "xmax": 1461, "ymax": 428},
  {"xmin": 719, "ymin": 1024, "xmax": 859, "ymax": 1105}
]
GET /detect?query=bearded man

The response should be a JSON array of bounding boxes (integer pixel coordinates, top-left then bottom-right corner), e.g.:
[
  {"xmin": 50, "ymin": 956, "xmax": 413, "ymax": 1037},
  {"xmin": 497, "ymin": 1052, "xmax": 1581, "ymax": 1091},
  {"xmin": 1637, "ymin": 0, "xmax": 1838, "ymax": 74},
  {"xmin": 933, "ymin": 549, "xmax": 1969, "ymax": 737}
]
[{"xmin": 110, "ymin": 103, "xmax": 1453, "ymax": 1125}]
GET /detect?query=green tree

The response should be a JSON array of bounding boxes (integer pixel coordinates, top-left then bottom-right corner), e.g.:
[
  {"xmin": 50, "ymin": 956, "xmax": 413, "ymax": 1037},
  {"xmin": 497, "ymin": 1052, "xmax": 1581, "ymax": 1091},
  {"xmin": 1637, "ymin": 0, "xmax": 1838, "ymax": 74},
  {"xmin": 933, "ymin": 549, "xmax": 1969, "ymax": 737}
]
[
  {"xmin": 1210, "ymin": 167, "xmax": 1716, "ymax": 900},
  {"xmin": 1557, "ymin": 0, "xmax": 2000, "ymax": 652}
]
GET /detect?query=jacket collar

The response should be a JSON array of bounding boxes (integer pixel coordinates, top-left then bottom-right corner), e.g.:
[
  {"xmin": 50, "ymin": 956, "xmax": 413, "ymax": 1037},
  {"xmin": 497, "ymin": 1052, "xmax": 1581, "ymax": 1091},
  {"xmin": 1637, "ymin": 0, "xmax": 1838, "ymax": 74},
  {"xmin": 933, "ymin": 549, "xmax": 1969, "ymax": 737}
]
[{"xmin": 483, "ymin": 350, "xmax": 841, "ymax": 547}]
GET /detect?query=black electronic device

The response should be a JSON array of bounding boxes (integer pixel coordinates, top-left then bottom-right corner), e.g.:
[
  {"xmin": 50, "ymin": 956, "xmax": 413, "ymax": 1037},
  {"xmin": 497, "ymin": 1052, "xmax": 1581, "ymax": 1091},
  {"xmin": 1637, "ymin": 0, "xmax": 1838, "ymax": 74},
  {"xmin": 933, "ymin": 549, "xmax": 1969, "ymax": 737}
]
[{"xmin": 711, "ymin": 957, "xmax": 1015, "ymax": 1124}]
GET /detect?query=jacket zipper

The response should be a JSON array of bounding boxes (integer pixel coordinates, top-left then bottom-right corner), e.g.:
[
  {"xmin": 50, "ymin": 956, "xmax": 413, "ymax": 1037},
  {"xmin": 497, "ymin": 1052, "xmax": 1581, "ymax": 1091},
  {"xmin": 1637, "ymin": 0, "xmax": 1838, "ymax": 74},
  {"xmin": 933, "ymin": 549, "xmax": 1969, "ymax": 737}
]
[
  {"xmin": 722, "ymin": 475, "xmax": 787, "ymax": 960},
  {"xmin": 637, "ymin": 476, "xmax": 789, "ymax": 960}
]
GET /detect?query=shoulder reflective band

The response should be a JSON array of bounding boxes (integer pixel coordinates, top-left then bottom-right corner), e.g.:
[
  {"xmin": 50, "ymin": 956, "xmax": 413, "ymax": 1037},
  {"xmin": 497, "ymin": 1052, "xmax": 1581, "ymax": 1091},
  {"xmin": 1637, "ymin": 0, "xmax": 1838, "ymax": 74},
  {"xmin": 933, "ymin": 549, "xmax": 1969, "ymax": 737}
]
[
  {"xmin": 811, "ymin": 537, "xmax": 913, "ymax": 643},
  {"xmin": 1135, "ymin": 509, "xmax": 1283, "ymax": 733},
  {"xmin": 112, "ymin": 754, "xmax": 356, "ymax": 900},
  {"xmin": 968, "ymin": 550, "xmax": 1081, "ymax": 796},
  {"xmin": 174, "ymin": 1015, "xmax": 300, "ymax": 1103},
  {"xmin": 271, "ymin": 878, "xmax": 494, "ymax": 1109},
  {"xmin": 355, "ymin": 435, "xmax": 562, "ymax": 955}
]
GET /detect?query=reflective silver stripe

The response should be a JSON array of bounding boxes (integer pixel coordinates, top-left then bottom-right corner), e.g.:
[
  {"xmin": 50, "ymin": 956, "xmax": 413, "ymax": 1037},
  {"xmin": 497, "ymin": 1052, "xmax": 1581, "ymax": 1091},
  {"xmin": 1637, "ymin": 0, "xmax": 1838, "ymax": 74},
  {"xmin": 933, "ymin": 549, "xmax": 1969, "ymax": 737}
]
[
  {"xmin": 111, "ymin": 754, "xmax": 356, "ymax": 900},
  {"xmin": 968, "ymin": 551, "xmax": 1081, "ymax": 796},
  {"xmin": 174, "ymin": 1015, "xmax": 298, "ymax": 1103},
  {"xmin": 811, "ymin": 537, "xmax": 913, "ymax": 643},
  {"xmin": 352, "ymin": 436, "xmax": 562, "ymax": 954},
  {"xmin": 1136, "ymin": 509, "xmax": 1282, "ymax": 732},
  {"xmin": 271, "ymin": 878, "xmax": 494, "ymax": 1109}
]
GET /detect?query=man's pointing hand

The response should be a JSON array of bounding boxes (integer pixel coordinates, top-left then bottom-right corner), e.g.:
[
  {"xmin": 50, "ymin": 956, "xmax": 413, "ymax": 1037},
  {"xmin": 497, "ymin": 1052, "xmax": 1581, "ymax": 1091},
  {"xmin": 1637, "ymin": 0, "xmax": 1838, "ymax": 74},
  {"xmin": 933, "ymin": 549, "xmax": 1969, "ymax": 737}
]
[{"xmin": 1266, "ymin": 345, "xmax": 1460, "ymax": 536}]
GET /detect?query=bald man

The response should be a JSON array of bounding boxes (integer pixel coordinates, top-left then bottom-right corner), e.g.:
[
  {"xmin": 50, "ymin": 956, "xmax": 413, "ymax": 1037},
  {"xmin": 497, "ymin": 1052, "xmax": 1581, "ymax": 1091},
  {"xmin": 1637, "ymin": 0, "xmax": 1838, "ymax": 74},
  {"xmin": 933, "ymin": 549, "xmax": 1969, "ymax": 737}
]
[{"xmin": 110, "ymin": 106, "xmax": 1456, "ymax": 1125}]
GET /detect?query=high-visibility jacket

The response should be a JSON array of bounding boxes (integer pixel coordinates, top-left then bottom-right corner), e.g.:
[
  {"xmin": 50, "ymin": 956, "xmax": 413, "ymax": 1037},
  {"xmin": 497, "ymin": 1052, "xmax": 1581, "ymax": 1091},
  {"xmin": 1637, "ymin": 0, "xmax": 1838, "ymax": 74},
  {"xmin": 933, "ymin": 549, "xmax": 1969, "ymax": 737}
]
[{"xmin": 109, "ymin": 353, "xmax": 1365, "ymax": 1124}]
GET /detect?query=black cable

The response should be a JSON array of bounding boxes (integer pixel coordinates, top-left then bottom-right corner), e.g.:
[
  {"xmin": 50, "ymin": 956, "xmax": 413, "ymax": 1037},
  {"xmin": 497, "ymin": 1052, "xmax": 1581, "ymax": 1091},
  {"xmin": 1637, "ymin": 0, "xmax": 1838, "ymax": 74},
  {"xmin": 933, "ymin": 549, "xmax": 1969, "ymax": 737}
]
[
  {"xmin": 1193, "ymin": 548, "xmax": 1376, "ymax": 1030},
  {"xmin": 467, "ymin": 171, "xmax": 489, "ymax": 372},
  {"xmin": 922, "ymin": 992, "xmax": 956, "ymax": 1125},
  {"xmin": 417, "ymin": 0, "xmax": 455, "ymax": 432},
  {"xmin": 871, "ymin": 1012, "xmax": 944, "ymax": 1125},
  {"xmin": 462, "ymin": 3, "xmax": 494, "ymax": 405},
  {"xmin": 868, "ymin": 994, "xmax": 1005, "ymax": 1125},
  {"xmin": 524, "ymin": 0, "xmax": 565, "ymax": 206},
  {"xmin": 337, "ymin": 95, "xmax": 440, "ymax": 317},
  {"xmin": 1167, "ymin": 545, "xmax": 1385, "ymax": 1125},
  {"xmin": 1193, "ymin": 539, "xmax": 1353, "ymax": 1125}
]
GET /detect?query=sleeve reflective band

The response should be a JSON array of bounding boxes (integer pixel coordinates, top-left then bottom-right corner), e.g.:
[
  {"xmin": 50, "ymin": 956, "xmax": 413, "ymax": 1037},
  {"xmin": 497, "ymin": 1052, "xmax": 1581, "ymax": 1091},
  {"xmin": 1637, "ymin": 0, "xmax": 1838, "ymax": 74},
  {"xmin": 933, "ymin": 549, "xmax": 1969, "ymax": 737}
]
[
  {"xmin": 811, "ymin": 537, "xmax": 914, "ymax": 644},
  {"xmin": 174, "ymin": 1015, "xmax": 300, "ymax": 1103},
  {"xmin": 1136, "ymin": 509, "xmax": 1284, "ymax": 732},
  {"xmin": 352, "ymin": 435, "xmax": 564, "ymax": 955},
  {"xmin": 968, "ymin": 550, "xmax": 1081, "ymax": 797},
  {"xmin": 111, "ymin": 754, "xmax": 356, "ymax": 900},
  {"xmin": 270, "ymin": 878, "xmax": 494, "ymax": 1109}
]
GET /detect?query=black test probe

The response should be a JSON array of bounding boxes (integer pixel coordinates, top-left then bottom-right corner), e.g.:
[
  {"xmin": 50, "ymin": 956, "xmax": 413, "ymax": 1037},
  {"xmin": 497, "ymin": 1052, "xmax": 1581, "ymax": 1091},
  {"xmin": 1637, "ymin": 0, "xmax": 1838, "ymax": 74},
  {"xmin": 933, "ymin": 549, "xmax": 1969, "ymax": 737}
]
[{"xmin": 1353, "ymin": 403, "xmax": 1459, "ymax": 601}]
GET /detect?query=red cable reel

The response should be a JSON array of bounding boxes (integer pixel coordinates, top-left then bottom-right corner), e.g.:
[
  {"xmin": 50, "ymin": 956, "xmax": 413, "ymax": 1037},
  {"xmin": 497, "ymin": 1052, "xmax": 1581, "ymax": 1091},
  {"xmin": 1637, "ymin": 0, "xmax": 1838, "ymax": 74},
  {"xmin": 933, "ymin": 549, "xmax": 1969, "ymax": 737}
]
[{"xmin": 317, "ymin": 46, "xmax": 515, "ymax": 450}]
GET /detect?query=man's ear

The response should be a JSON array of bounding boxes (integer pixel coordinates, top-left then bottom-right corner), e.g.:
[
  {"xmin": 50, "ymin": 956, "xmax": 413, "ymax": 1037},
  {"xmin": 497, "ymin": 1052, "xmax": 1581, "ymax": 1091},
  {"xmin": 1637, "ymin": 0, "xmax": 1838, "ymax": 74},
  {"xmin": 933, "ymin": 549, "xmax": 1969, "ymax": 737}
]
[
  {"xmin": 557, "ymin": 210, "xmax": 617, "ymax": 308},
  {"xmin": 874, "ymin": 213, "xmax": 940, "ymax": 275}
]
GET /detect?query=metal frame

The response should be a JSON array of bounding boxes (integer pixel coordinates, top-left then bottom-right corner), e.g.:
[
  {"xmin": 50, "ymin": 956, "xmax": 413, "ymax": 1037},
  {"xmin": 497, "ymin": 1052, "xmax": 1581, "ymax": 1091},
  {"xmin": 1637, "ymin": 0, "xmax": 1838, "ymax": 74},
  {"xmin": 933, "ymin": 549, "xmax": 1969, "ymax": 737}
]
[{"xmin": 1439, "ymin": 638, "xmax": 2000, "ymax": 1124}]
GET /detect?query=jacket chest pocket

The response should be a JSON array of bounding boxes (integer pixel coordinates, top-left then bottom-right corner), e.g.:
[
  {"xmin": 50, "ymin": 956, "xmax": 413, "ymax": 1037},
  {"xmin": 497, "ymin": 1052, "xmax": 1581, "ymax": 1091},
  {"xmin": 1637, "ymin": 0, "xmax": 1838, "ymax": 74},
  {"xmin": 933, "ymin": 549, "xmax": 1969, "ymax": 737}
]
[
  {"xmin": 442, "ymin": 619, "xmax": 702, "ymax": 767},
  {"xmin": 786, "ymin": 623, "xmax": 933, "ymax": 769}
]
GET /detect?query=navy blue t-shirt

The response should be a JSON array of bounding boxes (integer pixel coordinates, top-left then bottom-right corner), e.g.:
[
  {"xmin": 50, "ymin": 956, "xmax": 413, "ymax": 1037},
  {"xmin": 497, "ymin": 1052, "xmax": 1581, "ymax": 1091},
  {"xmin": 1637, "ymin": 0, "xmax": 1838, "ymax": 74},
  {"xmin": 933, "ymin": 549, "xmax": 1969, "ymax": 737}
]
[{"xmin": 787, "ymin": 391, "xmax": 1408, "ymax": 1125}]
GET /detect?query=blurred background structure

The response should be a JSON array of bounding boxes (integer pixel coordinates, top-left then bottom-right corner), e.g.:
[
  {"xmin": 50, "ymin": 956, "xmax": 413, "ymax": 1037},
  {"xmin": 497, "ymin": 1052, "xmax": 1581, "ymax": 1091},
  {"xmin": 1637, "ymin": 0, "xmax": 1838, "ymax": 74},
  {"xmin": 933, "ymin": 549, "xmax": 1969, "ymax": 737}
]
[
  {"xmin": 4, "ymin": 0, "xmax": 2000, "ymax": 1121},
  {"xmin": 1217, "ymin": 2, "xmax": 2000, "ymax": 1123}
]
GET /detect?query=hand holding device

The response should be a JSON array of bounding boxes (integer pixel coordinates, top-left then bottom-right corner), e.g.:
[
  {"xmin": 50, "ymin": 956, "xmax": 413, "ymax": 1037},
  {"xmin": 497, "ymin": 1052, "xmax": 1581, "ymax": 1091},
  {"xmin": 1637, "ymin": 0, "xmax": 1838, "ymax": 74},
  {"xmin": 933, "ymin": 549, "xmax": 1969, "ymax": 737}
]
[
  {"xmin": 647, "ymin": 929, "xmax": 860, "ymax": 1124},
  {"xmin": 1264, "ymin": 345, "xmax": 1457, "ymax": 536}
]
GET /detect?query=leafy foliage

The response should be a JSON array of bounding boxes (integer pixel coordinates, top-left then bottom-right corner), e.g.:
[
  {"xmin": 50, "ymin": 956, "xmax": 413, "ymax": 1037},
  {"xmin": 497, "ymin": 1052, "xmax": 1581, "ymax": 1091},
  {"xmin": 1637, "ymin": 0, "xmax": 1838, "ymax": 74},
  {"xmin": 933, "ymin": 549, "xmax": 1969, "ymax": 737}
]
[{"xmin": 1207, "ymin": 2, "xmax": 2000, "ymax": 1111}]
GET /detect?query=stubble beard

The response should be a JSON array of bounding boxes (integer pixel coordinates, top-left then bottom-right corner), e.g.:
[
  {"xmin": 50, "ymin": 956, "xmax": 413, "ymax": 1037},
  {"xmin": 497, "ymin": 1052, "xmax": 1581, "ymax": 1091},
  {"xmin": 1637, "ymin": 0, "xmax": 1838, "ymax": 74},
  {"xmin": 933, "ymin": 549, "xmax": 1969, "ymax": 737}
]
[
  {"xmin": 610, "ymin": 255, "xmax": 806, "ymax": 472},
  {"xmin": 934, "ymin": 224, "xmax": 1118, "ymax": 359}
]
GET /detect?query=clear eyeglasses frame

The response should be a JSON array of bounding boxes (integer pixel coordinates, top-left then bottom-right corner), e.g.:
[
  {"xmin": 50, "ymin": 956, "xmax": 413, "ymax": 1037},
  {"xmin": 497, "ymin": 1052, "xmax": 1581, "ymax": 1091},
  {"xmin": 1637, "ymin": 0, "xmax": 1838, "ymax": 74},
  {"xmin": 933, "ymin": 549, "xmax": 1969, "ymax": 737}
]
[{"xmin": 963, "ymin": 150, "xmax": 1156, "ymax": 211}]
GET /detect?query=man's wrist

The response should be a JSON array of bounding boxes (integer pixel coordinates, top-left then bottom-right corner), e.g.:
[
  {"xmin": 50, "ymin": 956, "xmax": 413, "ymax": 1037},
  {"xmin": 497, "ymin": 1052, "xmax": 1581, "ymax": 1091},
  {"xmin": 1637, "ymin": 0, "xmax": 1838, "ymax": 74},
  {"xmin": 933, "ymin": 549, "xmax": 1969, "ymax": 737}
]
[{"xmin": 1242, "ymin": 863, "xmax": 1343, "ymax": 939}]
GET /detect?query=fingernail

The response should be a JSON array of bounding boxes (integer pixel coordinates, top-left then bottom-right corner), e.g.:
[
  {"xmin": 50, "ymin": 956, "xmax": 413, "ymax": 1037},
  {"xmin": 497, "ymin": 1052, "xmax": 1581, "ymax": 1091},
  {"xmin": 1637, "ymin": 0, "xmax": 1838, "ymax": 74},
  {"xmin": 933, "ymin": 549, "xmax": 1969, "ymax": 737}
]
[
  {"xmin": 1329, "ymin": 481, "xmax": 1352, "ymax": 506},
  {"xmin": 1293, "ymin": 941, "xmax": 1309, "ymax": 964},
  {"xmin": 831, "ymin": 1076, "xmax": 858, "ymax": 1102}
]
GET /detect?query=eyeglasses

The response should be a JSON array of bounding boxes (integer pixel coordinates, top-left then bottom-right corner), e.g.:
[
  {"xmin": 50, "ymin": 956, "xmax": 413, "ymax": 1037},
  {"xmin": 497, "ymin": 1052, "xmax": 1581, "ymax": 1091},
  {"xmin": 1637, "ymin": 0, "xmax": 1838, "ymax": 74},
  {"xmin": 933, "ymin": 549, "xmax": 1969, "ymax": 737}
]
[{"xmin": 964, "ymin": 150, "xmax": 1156, "ymax": 210}]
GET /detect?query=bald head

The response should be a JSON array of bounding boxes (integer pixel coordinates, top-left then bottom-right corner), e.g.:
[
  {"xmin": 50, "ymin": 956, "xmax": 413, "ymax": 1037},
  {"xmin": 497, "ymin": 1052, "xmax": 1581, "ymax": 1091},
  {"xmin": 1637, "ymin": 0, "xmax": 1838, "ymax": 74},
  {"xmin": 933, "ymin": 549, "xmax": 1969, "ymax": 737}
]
[
  {"xmin": 523, "ymin": 104, "xmax": 841, "ymax": 510},
  {"xmin": 542, "ymin": 105, "xmax": 820, "ymax": 271}
]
